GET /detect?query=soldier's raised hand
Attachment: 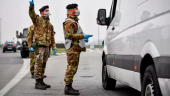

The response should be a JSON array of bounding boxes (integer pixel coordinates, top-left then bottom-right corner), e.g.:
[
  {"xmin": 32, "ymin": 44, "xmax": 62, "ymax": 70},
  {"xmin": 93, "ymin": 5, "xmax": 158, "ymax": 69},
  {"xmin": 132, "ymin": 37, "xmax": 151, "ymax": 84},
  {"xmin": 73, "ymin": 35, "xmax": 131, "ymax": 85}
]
[{"xmin": 29, "ymin": 0, "xmax": 34, "ymax": 6}]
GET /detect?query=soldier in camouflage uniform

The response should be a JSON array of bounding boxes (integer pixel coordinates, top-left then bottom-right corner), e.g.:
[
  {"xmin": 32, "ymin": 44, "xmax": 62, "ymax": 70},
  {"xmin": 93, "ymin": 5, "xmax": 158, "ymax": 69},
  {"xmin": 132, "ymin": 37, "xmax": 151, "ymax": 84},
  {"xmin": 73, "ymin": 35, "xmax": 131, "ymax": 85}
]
[
  {"xmin": 27, "ymin": 25, "xmax": 36, "ymax": 78},
  {"xmin": 29, "ymin": 0, "xmax": 57, "ymax": 90},
  {"xmin": 63, "ymin": 4, "xmax": 92, "ymax": 95},
  {"xmin": 27, "ymin": 24, "xmax": 47, "ymax": 79}
]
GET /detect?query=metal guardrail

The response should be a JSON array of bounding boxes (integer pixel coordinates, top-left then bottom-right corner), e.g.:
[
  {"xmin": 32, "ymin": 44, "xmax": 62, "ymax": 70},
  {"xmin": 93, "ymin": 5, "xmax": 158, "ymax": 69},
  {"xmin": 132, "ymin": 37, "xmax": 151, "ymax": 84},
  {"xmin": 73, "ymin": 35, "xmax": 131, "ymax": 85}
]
[{"xmin": 56, "ymin": 43, "xmax": 65, "ymax": 48}]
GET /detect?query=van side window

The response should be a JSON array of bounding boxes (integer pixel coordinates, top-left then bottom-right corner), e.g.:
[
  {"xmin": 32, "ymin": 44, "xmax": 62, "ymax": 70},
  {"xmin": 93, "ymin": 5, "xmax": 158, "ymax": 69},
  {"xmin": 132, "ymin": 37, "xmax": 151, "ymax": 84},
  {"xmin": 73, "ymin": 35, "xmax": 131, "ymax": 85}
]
[
  {"xmin": 109, "ymin": 1, "xmax": 114, "ymax": 23},
  {"xmin": 110, "ymin": 0, "xmax": 136, "ymax": 34},
  {"xmin": 110, "ymin": 0, "xmax": 121, "ymax": 26},
  {"xmin": 108, "ymin": 0, "xmax": 117, "ymax": 27}
]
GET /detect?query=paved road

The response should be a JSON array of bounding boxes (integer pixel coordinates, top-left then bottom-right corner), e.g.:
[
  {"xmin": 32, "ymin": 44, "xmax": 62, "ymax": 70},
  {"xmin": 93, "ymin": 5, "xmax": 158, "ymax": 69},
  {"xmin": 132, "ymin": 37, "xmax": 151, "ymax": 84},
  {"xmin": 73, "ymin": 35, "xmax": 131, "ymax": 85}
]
[
  {"xmin": 0, "ymin": 49, "xmax": 23, "ymax": 90},
  {"xmin": 5, "ymin": 50, "xmax": 141, "ymax": 96}
]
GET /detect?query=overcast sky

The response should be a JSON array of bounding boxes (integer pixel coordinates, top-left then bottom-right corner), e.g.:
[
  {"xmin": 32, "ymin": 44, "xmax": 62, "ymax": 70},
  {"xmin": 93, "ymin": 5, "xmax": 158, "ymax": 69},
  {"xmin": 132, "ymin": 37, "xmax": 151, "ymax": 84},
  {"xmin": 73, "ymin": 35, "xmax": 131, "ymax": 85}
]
[{"xmin": 0, "ymin": 0, "xmax": 112, "ymax": 45}]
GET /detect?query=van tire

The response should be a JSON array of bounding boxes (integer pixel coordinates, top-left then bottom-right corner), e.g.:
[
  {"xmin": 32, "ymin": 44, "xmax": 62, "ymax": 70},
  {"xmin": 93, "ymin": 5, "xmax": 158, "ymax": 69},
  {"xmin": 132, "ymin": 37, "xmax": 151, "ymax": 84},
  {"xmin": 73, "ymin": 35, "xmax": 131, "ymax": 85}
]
[
  {"xmin": 102, "ymin": 57, "xmax": 116, "ymax": 90},
  {"xmin": 141, "ymin": 65, "xmax": 162, "ymax": 96}
]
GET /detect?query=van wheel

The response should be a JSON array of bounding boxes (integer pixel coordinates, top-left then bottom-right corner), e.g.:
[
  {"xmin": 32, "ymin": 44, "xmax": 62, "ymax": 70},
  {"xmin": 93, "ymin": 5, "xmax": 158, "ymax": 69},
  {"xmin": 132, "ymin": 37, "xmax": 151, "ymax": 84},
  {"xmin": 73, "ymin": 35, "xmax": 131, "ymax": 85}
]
[
  {"xmin": 102, "ymin": 57, "xmax": 116, "ymax": 90},
  {"xmin": 141, "ymin": 65, "xmax": 162, "ymax": 96}
]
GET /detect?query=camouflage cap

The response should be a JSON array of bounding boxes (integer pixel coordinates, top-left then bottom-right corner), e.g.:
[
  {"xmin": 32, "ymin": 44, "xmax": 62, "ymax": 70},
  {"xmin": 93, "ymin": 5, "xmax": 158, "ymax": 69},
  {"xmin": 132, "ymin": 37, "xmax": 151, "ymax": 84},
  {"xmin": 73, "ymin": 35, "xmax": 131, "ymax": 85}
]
[{"xmin": 66, "ymin": 4, "xmax": 78, "ymax": 9}]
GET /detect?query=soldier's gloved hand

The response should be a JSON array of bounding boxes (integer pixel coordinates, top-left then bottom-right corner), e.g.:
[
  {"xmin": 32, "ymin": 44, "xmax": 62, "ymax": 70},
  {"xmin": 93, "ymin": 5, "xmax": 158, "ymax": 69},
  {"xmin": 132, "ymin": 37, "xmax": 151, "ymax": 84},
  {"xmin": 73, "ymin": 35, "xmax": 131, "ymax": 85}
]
[
  {"xmin": 29, "ymin": 47, "xmax": 34, "ymax": 52},
  {"xmin": 84, "ymin": 34, "xmax": 93, "ymax": 39},
  {"xmin": 53, "ymin": 50, "xmax": 57, "ymax": 54},
  {"xmin": 29, "ymin": 0, "xmax": 34, "ymax": 6},
  {"xmin": 84, "ymin": 39, "xmax": 89, "ymax": 43}
]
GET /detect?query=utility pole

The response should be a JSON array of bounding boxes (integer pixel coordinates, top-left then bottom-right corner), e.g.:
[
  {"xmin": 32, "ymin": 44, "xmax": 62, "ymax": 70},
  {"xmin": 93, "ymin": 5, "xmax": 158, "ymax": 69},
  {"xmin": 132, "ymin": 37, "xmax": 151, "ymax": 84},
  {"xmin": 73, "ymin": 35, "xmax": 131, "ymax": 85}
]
[{"xmin": 0, "ymin": 18, "xmax": 2, "ymax": 45}]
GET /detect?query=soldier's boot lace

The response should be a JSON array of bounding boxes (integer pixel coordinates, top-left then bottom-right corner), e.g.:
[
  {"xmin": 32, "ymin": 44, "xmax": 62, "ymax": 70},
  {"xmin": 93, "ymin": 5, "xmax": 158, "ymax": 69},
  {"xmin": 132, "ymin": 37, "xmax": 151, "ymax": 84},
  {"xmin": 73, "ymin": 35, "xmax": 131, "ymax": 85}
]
[
  {"xmin": 41, "ymin": 78, "xmax": 51, "ymax": 88},
  {"xmin": 35, "ymin": 79, "xmax": 47, "ymax": 90},
  {"xmin": 64, "ymin": 84, "xmax": 79, "ymax": 95}
]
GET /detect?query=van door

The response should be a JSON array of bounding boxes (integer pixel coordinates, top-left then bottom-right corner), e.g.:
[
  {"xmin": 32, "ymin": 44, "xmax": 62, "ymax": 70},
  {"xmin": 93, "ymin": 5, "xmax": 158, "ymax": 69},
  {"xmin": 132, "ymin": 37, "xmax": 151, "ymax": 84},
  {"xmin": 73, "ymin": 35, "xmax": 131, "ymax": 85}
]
[
  {"xmin": 111, "ymin": 0, "xmax": 138, "ymax": 89},
  {"xmin": 105, "ymin": 0, "xmax": 117, "ymax": 79}
]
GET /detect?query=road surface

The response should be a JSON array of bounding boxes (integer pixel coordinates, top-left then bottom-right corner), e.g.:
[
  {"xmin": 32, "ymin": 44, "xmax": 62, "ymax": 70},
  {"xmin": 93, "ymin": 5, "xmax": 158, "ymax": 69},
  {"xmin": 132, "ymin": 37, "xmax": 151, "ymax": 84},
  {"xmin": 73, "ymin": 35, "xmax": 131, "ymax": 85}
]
[
  {"xmin": 1, "ymin": 50, "xmax": 140, "ymax": 96},
  {"xmin": 0, "ymin": 49, "xmax": 23, "ymax": 90}
]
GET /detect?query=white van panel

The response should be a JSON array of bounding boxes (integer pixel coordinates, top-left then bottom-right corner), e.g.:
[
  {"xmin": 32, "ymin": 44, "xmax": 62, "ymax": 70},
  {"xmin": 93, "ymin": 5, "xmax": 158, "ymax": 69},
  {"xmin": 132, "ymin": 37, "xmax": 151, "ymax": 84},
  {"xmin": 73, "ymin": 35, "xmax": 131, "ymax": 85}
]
[
  {"xmin": 112, "ymin": 28, "xmax": 134, "ymax": 55},
  {"xmin": 103, "ymin": 45, "xmax": 108, "ymax": 55},
  {"xmin": 110, "ymin": 0, "xmax": 136, "ymax": 55},
  {"xmin": 137, "ymin": 0, "xmax": 149, "ymax": 6},
  {"xmin": 107, "ymin": 65, "xmax": 141, "ymax": 91},
  {"xmin": 134, "ymin": 11, "xmax": 170, "ymax": 56},
  {"xmin": 141, "ymin": 41, "xmax": 160, "ymax": 58}
]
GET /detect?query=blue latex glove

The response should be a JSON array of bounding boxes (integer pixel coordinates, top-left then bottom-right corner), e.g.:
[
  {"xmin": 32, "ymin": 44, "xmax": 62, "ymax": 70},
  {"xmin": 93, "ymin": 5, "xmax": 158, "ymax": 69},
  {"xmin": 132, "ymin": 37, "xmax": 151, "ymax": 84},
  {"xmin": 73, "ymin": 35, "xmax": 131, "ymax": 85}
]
[
  {"xmin": 29, "ymin": 0, "xmax": 34, "ymax": 6},
  {"xmin": 53, "ymin": 50, "xmax": 57, "ymax": 54},
  {"xmin": 84, "ymin": 34, "xmax": 93, "ymax": 39},
  {"xmin": 84, "ymin": 39, "xmax": 89, "ymax": 43},
  {"xmin": 29, "ymin": 47, "xmax": 34, "ymax": 52}
]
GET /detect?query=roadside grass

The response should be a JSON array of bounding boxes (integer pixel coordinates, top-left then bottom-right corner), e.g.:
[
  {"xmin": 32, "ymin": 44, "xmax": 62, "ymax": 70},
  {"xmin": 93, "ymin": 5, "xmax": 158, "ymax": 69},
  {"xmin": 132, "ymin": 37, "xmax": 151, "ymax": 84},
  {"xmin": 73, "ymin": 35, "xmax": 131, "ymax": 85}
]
[{"xmin": 50, "ymin": 48, "xmax": 66, "ymax": 55}]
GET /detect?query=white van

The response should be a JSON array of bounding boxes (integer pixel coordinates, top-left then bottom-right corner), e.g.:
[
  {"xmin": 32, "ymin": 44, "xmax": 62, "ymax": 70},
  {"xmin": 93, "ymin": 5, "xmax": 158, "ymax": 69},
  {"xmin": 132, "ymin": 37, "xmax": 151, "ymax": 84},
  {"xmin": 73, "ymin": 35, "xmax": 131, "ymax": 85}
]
[{"xmin": 97, "ymin": 0, "xmax": 170, "ymax": 96}]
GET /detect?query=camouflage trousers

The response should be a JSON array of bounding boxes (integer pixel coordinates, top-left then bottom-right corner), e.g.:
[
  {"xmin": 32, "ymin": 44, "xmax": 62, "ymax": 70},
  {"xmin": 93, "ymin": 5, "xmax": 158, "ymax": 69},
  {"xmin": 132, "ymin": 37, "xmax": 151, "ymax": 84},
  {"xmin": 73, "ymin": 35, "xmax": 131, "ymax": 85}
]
[
  {"xmin": 34, "ymin": 46, "xmax": 49, "ymax": 79},
  {"xmin": 64, "ymin": 49, "xmax": 81, "ymax": 85},
  {"xmin": 29, "ymin": 51, "xmax": 46, "ymax": 75},
  {"xmin": 29, "ymin": 51, "xmax": 35, "ymax": 74}
]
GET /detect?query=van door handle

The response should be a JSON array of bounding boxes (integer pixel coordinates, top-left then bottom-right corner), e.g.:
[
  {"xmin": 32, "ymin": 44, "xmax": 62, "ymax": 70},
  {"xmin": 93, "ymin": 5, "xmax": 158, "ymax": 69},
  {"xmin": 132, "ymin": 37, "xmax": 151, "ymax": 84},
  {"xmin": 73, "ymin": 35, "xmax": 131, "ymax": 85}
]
[{"xmin": 112, "ymin": 26, "xmax": 115, "ymax": 30}]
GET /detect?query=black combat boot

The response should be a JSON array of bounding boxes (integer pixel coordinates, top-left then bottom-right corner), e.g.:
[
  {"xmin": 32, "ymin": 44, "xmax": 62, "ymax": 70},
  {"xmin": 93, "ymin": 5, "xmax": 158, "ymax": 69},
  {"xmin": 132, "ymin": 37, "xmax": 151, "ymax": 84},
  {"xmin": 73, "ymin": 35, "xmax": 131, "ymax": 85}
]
[
  {"xmin": 31, "ymin": 73, "xmax": 34, "ymax": 78},
  {"xmin": 35, "ymin": 79, "xmax": 47, "ymax": 90},
  {"xmin": 41, "ymin": 78, "xmax": 51, "ymax": 88},
  {"xmin": 64, "ymin": 84, "xmax": 79, "ymax": 95},
  {"xmin": 70, "ymin": 84, "xmax": 79, "ymax": 92}
]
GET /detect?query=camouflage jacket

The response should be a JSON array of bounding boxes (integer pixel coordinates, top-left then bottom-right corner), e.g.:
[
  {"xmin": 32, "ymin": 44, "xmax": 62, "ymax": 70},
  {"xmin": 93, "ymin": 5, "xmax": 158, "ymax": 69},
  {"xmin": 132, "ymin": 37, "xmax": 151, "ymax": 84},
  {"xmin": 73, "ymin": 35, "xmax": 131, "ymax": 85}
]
[
  {"xmin": 29, "ymin": 5, "xmax": 57, "ymax": 50},
  {"xmin": 63, "ymin": 13, "xmax": 85, "ymax": 51},
  {"xmin": 27, "ymin": 25, "xmax": 34, "ymax": 48}
]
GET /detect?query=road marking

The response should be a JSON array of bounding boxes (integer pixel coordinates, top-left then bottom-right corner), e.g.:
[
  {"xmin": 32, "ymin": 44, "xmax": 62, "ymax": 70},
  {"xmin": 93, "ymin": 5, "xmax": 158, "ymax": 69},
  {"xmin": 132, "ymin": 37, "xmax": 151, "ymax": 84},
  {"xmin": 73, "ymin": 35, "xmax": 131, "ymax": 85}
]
[
  {"xmin": 0, "ymin": 52, "xmax": 66, "ymax": 95},
  {"xmin": 0, "ymin": 59, "xmax": 29, "ymax": 96}
]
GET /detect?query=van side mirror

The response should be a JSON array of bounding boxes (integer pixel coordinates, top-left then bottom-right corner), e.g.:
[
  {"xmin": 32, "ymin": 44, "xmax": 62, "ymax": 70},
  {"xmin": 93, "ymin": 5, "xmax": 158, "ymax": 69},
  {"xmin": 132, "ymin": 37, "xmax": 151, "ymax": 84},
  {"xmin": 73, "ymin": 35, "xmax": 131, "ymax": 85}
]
[{"xmin": 97, "ymin": 9, "xmax": 107, "ymax": 26}]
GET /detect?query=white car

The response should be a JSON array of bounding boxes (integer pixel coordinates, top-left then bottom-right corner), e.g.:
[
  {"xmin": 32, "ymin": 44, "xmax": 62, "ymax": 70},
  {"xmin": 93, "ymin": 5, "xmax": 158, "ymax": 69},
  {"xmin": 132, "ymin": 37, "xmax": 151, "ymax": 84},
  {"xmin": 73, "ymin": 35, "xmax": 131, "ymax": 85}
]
[{"xmin": 97, "ymin": 0, "xmax": 170, "ymax": 96}]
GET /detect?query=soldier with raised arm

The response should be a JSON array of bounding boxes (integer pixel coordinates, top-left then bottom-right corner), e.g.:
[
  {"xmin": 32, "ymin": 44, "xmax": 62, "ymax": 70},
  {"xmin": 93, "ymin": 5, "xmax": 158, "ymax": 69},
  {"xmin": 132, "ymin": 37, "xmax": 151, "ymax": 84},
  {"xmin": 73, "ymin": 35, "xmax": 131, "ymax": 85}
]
[
  {"xmin": 28, "ymin": 0, "xmax": 57, "ymax": 90},
  {"xmin": 27, "ymin": 24, "xmax": 47, "ymax": 79}
]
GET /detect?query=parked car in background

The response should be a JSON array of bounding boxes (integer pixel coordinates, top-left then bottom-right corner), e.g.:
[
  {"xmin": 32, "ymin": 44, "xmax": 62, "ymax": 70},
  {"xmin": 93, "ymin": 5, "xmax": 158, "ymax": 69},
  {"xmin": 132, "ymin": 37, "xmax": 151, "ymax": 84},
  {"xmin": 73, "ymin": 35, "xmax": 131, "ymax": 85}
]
[{"xmin": 3, "ymin": 41, "xmax": 16, "ymax": 53}]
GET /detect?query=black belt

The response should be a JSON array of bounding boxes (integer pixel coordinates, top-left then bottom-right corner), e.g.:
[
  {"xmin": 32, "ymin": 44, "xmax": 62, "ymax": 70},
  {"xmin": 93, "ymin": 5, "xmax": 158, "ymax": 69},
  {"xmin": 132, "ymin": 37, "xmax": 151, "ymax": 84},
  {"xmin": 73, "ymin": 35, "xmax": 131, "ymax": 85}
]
[{"xmin": 37, "ymin": 45, "xmax": 47, "ymax": 48}]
